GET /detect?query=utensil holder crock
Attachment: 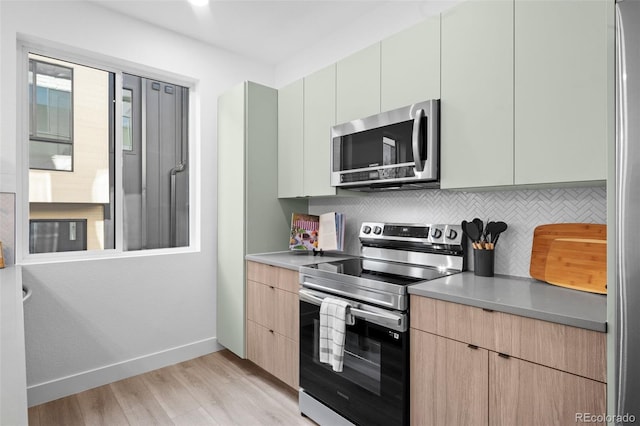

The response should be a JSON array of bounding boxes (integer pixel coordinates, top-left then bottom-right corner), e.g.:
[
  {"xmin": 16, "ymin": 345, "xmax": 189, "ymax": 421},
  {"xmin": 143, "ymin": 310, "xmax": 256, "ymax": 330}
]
[{"xmin": 473, "ymin": 249, "xmax": 494, "ymax": 277}]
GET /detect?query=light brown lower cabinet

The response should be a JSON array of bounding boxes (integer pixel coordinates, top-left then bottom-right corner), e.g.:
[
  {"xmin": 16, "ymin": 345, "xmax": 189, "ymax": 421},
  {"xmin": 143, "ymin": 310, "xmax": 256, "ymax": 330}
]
[
  {"xmin": 246, "ymin": 262, "xmax": 299, "ymax": 390},
  {"xmin": 410, "ymin": 295, "xmax": 606, "ymax": 426},
  {"xmin": 490, "ymin": 352, "xmax": 605, "ymax": 426},
  {"xmin": 246, "ymin": 320, "xmax": 299, "ymax": 389},
  {"xmin": 411, "ymin": 329, "xmax": 488, "ymax": 426}
]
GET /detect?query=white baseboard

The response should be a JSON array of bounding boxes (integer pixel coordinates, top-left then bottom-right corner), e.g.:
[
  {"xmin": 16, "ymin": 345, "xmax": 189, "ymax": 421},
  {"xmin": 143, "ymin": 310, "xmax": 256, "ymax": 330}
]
[{"xmin": 27, "ymin": 337, "xmax": 224, "ymax": 407}]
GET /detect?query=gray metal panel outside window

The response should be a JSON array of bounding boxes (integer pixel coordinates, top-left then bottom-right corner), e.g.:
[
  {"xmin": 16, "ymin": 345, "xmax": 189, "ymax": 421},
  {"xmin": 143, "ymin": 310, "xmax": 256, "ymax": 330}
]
[{"xmin": 122, "ymin": 74, "xmax": 189, "ymax": 251}]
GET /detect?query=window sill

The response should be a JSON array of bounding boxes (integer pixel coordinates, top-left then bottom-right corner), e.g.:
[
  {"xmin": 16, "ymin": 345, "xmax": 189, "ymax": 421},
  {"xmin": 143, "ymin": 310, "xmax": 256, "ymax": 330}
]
[{"xmin": 17, "ymin": 245, "xmax": 200, "ymax": 266}]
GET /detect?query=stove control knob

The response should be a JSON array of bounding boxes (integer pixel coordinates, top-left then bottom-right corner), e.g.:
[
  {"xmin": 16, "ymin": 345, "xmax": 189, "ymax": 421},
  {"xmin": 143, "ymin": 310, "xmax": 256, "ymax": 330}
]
[
  {"xmin": 431, "ymin": 228, "xmax": 443, "ymax": 239},
  {"xmin": 362, "ymin": 225, "xmax": 372, "ymax": 234},
  {"xmin": 373, "ymin": 226, "xmax": 383, "ymax": 235},
  {"xmin": 447, "ymin": 229, "xmax": 458, "ymax": 240}
]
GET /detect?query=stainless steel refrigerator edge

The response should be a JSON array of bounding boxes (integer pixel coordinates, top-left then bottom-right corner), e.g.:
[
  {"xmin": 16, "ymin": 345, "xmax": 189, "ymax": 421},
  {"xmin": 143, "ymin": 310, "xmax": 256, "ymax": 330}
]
[{"xmin": 615, "ymin": 0, "xmax": 640, "ymax": 420}]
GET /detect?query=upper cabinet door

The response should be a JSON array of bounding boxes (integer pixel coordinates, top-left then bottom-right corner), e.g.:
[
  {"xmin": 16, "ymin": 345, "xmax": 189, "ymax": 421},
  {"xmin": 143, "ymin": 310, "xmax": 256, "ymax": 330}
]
[
  {"xmin": 336, "ymin": 43, "xmax": 381, "ymax": 124},
  {"xmin": 514, "ymin": 0, "xmax": 611, "ymax": 185},
  {"xmin": 304, "ymin": 64, "xmax": 337, "ymax": 197},
  {"xmin": 440, "ymin": 0, "xmax": 514, "ymax": 189},
  {"xmin": 381, "ymin": 16, "xmax": 441, "ymax": 111},
  {"xmin": 277, "ymin": 79, "xmax": 304, "ymax": 198}
]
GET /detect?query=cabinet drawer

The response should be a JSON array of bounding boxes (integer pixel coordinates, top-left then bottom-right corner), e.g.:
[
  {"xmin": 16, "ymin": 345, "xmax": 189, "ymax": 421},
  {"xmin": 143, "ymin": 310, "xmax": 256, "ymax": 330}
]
[
  {"xmin": 247, "ymin": 261, "xmax": 279, "ymax": 286},
  {"xmin": 247, "ymin": 261, "xmax": 299, "ymax": 293},
  {"xmin": 410, "ymin": 295, "xmax": 437, "ymax": 334},
  {"xmin": 246, "ymin": 320, "xmax": 298, "ymax": 390},
  {"xmin": 246, "ymin": 320, "xmax": 275, "ymax": 373},
  {"xmin": 435, "ymin": 299, "xmax": 487, "ymax": 347},
  {"xmin": 485, "ymin": 310, "xmax": 606, "ymax": 383},
  {"xmin": 276, "ymin": 267, "xmax": 299, "ymax": 293},
  {"xmin": 411, "ymin": 296, "xmax": 488, "ymax": 346},
  {"xmin": 247, "ymin": 280, "xmax": 275, "ymax": 329},
  {"xmin": 247, "ymin": 280, "xmax": 299, "ymax": 341}
]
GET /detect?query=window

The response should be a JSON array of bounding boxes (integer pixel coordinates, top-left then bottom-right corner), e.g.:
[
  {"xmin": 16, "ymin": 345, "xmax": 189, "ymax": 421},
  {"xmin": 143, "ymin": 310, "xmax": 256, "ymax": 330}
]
[
  {"xmin": 25, "ymin": 51, "xmax": 191, "ymax": 256},
  {"xmin": 29, "ymin": 58, "xmax": 73, "ymax": 171}
]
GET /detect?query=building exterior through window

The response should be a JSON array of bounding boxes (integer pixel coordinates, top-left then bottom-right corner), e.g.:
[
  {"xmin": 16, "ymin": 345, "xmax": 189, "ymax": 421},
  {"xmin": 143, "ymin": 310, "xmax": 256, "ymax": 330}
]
[{"xmin": 27, "ymin": 53, "xmax": 189, "ymax": 254}]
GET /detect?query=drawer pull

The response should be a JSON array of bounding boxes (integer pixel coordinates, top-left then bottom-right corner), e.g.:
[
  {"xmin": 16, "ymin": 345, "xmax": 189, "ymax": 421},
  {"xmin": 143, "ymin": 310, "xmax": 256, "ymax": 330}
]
[
  {"xmin": 498, "ymin": 352, "xmax": 510, "ymax": 359},
  {"xmin": 467, "ymin": 344, "xmax": 479, "ymax": 350}
]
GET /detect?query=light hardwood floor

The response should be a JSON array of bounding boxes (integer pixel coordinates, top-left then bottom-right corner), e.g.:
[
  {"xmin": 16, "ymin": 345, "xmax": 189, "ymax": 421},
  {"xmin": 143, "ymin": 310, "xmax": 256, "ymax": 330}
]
[{"xmin": 28, "ymin": 350, "xmax": 315, "ymax": 426}]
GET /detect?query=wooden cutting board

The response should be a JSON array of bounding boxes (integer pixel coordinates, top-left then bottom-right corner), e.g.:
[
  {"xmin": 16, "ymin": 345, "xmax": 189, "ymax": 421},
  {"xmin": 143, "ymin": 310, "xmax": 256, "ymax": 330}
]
[
  {"xmin": 544, "ymin": 238, "xmax": 607, "ymax": 294},
  {"xmin": 529, "ymin": 223, "xmax": 606, "ymax": 281}
]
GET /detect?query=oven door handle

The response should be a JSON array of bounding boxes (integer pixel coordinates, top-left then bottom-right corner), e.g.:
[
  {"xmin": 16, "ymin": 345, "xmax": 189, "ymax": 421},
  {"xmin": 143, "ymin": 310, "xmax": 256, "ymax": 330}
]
[
  {"xmin": 299, "ymin": 288, "xmax": 406, "ymax": 331},
  {"xmin": 300, "ymin": 280, "xmax": 395, "ymax": 309}
]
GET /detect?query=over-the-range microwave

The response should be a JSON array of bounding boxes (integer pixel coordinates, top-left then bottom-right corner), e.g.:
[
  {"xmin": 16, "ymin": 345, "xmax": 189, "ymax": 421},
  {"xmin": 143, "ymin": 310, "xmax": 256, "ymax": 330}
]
[{"xmin": 330, "ymin": 99, "xmax": 439, "ymax": 191}]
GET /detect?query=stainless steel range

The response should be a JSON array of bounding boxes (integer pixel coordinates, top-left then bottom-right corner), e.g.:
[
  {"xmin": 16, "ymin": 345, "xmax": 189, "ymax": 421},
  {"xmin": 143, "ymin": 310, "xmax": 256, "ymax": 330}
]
[{"xmin": 298, "ymin": 222, "xmax": 466, "ymax": 426}]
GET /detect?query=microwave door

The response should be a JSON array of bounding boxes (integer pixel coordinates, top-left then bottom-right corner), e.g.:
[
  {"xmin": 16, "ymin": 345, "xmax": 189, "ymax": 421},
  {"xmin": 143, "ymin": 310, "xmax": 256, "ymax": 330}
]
[{"xmin": 330, "ymin": 99, "xmax": 440, "ymax": 189}]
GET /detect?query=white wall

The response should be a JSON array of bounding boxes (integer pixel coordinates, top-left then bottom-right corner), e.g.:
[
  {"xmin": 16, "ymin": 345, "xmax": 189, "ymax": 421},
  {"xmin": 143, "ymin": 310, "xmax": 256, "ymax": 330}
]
[{"xmin": 0, "ymin": 0, "xmax": 275, "ymax": 405}]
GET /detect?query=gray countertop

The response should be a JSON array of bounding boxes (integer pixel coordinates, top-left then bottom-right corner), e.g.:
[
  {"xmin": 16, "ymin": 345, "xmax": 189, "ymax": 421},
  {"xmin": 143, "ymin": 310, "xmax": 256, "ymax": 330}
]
[
  {"xmin": 408, "ymin": 272, "xmax": 607, "ymax": 332},
  {"xmin": 245, "ymin": 253, "xmax": 607, "ymax": 332},
  {"xmin": 245, "ymin": 251, "xmax": 356, "ymax": 271},
  {"xmin": 0, "ymin": 266, "xmax": 28, "ymax": 425}
]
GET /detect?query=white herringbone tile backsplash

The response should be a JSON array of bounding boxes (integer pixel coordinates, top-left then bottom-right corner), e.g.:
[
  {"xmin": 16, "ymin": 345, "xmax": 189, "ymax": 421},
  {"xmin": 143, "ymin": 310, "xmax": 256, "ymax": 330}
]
[{"xmin": 309, "ymin": 186, "xmax": 607, "ymax": 278}]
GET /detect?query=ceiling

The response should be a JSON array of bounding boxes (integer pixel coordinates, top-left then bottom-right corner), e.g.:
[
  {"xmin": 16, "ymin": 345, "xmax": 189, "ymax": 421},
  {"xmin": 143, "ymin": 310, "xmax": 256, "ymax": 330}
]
[{"xmin": 87, "ymin": 0, "xmax": 450, "ymax": 66}]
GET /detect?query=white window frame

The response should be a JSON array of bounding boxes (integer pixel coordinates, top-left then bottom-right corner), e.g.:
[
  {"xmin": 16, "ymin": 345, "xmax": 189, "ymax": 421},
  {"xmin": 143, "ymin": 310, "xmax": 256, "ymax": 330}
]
[{"xmin": 16, "ymin": 39, "xmax": 201, "ymax": 264}]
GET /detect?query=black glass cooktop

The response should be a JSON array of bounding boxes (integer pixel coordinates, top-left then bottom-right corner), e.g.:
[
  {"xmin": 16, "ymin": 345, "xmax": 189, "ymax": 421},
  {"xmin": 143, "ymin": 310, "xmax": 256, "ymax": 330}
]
[{"xmin": 306, "ymin": 258, "xmax": 453, "ymax": 286}]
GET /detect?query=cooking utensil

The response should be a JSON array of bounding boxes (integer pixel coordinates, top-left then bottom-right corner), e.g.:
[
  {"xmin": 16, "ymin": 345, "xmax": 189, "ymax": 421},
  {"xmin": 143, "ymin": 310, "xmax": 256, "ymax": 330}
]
[
  {"xmin": 484, "ymin": 221, "xmax": 497, "ymax": 243},
  {"xmin": 482, "ymin": 220, "xmax": 492, "ymax": 242},
  {"xmin": 466, "ymin": 221, "xmax": 481, "ymax": 244},
  {"xmin": 544, "ymin": 238, "xmax": 607, "ymax": 294},
  {"xmin": 529, "ymin": 223, "xmax": 606, "ymax": 281},
  {"xmin": 490, "ymin": 221, "xmax": 508, "ymax": 245},
  {"xmin": 472, "ymin": 218, "xmax": 484, "ymax": 241},
  {"xmin": 461, "ymin": 220, "xmax": 471, "ymax": 240}
]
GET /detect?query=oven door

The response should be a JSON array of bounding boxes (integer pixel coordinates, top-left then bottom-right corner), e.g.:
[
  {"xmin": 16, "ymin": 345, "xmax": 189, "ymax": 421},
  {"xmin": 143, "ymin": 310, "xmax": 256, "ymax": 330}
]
[{"xmin": 299, "ymin": 288, "xmax": 409, "ymax": 426}]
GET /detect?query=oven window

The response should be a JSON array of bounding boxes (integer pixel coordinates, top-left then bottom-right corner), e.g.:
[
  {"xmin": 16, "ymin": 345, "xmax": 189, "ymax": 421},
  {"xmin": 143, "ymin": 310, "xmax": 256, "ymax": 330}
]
[{"xmin": 313, "ymin": 318, "xmax": 382, "ymax": 395}]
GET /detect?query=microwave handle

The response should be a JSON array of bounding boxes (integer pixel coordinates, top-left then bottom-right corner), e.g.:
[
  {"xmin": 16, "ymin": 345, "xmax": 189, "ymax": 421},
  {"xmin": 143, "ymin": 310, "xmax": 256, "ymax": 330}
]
[{"xmin": 412, "ymin": 108, "xmax": 425, "ymax": 172}]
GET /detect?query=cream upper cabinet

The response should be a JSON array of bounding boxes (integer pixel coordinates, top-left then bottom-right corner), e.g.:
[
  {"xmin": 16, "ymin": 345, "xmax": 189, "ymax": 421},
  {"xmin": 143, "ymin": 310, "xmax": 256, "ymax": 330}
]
[
  {"xmin": 336, "ymin": 43, "xmax": 381, "ymax": 125},
  {"xmin": 277, "ymin": 79, "xmax": 304, "ymax": 198},
  {"xmin": 304, "ymin": 64, "xmax": 337, "ymax": 197},
  {"xmin": 381, "ymin": 16, "xmax": 441, "ymax": 111},
  {"xmin": 440, "ymin": 0, "xmax": 514, "ymax": 189},
  {"xmin": 514, "ymin": 0, "xmax": 610, "ymax": 185}
]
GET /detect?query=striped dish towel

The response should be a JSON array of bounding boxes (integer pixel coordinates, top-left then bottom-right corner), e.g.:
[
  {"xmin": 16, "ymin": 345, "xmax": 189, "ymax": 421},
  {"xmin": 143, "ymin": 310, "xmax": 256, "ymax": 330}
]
[{"xmin": 319, "ymin": 297, "xmax": 355, "ymax": 372}]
